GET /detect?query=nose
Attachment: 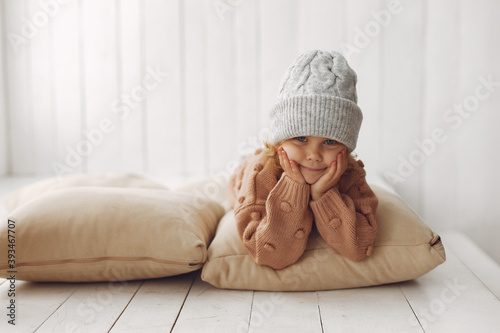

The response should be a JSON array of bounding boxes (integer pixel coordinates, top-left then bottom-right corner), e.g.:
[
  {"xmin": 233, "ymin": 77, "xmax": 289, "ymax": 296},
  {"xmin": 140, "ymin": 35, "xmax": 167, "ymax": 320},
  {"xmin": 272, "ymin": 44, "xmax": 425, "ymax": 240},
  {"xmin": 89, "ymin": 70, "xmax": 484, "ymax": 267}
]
[{"xmin": 306, "ymin": 148, "xmax": 322, "ymax": 162}]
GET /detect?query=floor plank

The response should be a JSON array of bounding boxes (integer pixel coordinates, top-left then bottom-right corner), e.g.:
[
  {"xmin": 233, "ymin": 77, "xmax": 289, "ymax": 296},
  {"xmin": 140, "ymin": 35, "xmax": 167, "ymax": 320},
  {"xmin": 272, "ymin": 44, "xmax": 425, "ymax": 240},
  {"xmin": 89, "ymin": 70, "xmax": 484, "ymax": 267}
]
[
  {"xmin": 171, "ymin": 274, "xmax": 254, "ymax": 333},
  {"xmin": 110, "ymin": 272, "xmax": 197, "ymax": 332},
  {"xmin": 442, "ymin": 232, "xmax": 500, "ymax": 299},
  {"xmin": 318, "ymin": 284, "xmax": 424, "ymax": 333},
  {"xmin": 35, "ymin": 280, "xmax": 142, "ymax": 333},
  {"xmin": 0, "ymin": 280, "xmax": 77, "ymax": 333},
  {"xmin": 399, "ymin": 250, "xmax": 500, "ymax": 332},
  {"xmin": 248, "ymin": 291, "xmax": 323, "ymax": 333},
  {"xmin": 2, "ymin": 171, "xmax": 500, "ymax": 333}
]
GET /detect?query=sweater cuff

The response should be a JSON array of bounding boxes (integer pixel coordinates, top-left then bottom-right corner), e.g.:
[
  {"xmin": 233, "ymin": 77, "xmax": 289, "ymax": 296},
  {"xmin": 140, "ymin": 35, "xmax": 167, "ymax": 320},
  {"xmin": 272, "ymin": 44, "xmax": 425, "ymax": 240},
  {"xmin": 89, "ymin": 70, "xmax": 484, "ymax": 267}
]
[
  {"xmin": 268, "ymin": 174, "xmax": 310, "ymax": 209},
  {"xmin": 309, "ymin": 187, "xmax": 346, "ymax": 222}
]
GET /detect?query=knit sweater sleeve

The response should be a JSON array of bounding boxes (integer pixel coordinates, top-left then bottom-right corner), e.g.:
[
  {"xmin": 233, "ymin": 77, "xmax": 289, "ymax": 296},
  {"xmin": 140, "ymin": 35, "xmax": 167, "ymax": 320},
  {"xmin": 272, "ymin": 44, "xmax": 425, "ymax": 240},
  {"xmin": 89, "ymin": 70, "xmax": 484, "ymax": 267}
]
[
  {"xmin": 309, "ymin": 160, "xmax": 378, "ymax": 261},
  {"xmin": 230, "ymin": 151, "xmax": 313, "ymax": 270}
]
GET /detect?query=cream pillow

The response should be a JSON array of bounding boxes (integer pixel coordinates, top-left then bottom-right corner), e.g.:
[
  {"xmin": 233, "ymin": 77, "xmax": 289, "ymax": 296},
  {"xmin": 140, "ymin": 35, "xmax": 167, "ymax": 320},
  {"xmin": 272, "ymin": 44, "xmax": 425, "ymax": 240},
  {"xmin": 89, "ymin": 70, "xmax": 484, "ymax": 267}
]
[
  {"xmin": 0, "ymin": 187, "xmax": 225, "ymax": 282},
  {"xmin": 175, "ymin": 178, "xmax": 232, "ymax": 212},
  {"xmin": 201, "ymin": 185, "xmax": 446, "ymax": 291},
  {"xmin": 3, "ymin": 173, "xmax": 167, "ymax": 212}
]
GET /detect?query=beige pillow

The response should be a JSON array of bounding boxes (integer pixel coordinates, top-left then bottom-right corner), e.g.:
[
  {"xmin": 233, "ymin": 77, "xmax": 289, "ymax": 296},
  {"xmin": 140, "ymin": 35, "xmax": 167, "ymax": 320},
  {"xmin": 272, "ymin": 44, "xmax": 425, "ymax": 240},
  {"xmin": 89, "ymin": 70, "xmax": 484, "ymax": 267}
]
[
  {"xmin": 0, "ymin": 187, "xmax": 225, "ymax": 282},
  {"xmin": 201, "ymin": 185, "xmax": 446, "ymax": 291},
  {"xmin": 3, "ymin": 173, "xmax": 167, "ymax": 212},
  {"xmin": 175, "ymin": 178, "xmax": 232, "ymax": 212}
]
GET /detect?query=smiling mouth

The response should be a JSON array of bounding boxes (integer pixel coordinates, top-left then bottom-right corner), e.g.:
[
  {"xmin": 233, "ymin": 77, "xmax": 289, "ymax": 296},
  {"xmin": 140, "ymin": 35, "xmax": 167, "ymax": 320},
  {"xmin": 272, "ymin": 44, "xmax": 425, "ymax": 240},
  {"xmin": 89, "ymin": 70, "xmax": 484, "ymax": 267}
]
[{"xmin": 300, "ymin": 165, "xmax": 326, "ymax": 172}]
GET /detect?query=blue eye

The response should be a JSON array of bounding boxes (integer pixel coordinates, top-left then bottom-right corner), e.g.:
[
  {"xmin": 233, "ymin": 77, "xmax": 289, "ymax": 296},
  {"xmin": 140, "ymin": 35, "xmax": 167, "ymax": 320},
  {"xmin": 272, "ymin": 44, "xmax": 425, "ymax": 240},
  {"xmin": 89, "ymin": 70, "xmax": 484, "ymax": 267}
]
[
  {"xmin": 325, "ymin": 139, "xmax": 337, "ymax": 145},
  {"xmin": 296, "ymin": 136, "xmax": 308, "ymax": 142}
]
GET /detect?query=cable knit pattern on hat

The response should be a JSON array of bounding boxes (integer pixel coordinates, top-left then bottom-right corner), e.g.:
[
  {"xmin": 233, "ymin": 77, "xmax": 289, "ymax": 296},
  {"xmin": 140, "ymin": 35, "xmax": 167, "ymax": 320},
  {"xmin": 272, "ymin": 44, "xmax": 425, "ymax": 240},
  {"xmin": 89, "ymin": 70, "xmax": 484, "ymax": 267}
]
[
  {"xmin": 270, "ymin": 50, "xmax": 363, "ymax": 152},
  {"xmin": 229, "ymin": 151, "xmax": 378, "ymax": 270}
]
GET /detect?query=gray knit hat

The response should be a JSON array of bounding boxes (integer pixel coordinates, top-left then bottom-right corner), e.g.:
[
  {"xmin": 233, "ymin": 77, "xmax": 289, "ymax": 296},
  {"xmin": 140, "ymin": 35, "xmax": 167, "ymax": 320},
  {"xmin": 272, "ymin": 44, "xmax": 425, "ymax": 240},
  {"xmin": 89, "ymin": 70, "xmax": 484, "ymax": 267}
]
[{"xmin": 269, "ymin": 50, "xmax": 363, "ymax": 152}]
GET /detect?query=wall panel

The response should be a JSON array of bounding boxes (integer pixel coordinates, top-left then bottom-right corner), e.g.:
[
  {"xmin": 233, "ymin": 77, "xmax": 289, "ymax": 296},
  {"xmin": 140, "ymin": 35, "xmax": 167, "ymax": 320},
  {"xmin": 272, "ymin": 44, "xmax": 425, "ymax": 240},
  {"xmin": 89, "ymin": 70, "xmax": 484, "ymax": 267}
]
[
  {"xmin": 144, "ymin": 0, "xmax": 182, "ymax": 178},
  {"xmin": 4, "ymin": 1, "xmax": 34, "ymax": 175},
  {"xmin": 259, "ymin": 0, "xmax": 299, "ymax": 130},
  {"xmin": 455, "ymin": 0, "xmax": 500, "ymax": 262},
  {"xmin": 26, "ymin": 0, "xmax": 55, "ymax": 175},
  {"xmin": 420, "ymin": 0, "xmax": 460, "ymax": 231},
  {"xmin": 51, "ymin": 0, "xmax": 83, "ymax": 177},
  {"xmin": 234, "ymin": 0, "xmax": 259, "ymax": 161},
  {"xmin": 203, "ymin": 0, "xmax": 237, "ymax": 174},
  {"xmin": 82, "ymin": 1, "xmax": 120, "ymax": 173},
  {"xmin": 380, "ymin": 0, "xmax": 424, "ymax": 210},
  {"xmin": 297, "ymin": 0, "xmax": 344, "ymax": 53},
  {"xmin": 344, "ymin": 0, "xmax": 384, "ymax": 176},
  {"xmin": 0, "ymin": 0, "xmax": 7, "ymax": 176},
  {"xmin": 184, "ymin": 0, "xmax": 209, "ymax": 179},
  {"xmin": 118, "ymin": 0, "xmax": 144, "ymax": 174}
]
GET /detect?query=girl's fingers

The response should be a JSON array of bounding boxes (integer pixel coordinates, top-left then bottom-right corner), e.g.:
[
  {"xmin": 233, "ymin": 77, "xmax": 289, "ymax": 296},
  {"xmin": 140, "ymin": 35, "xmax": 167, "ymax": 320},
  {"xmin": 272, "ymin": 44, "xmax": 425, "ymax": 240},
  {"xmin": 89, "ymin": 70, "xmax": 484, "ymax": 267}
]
[
  {"xmin": 325, "ymin": 156, "xmax": 338, "ymax": 178},
  {"xmin": 290, "ymin": 160, "xmax": 300, "ymax": 175},
  {"xmin": 332, "ymin": 150, "xmax": 348, "ymax": 182},
  {"xmin": 334, "ymin": 152, "xmax": 343, "ymax": 178},
  {"xmin": 312, "ymin": 149, "xmax": 348, "ymax": 193},
  {"xmin": 279, "ymin": 148, "xmax": 290, "ymax": 172},
  {"xmin": 330, "ymin": 160, "xmax": 338, "ymax": 174},
  {"xmin": 290, "ymin": 160, "xmax": 306, "ymax": 183},
  {"xmin": 278, "ymin": 147, "xmax": 306, "ymax": 184},
  {"xmin": 277, "ymin": 147, "xmax": 285, "ymax": 166},
  {"xmin": 278, "ymin": 148, "xmax": 285, "ymax": 169},
  {"xmin": 279, "ymin": 147, "xmax": 292, "ymax": 175},
  {"xmin": 340, "ymin": 150, "xmax": 348, "ymax": 174},
  {"xmin": 316, "ymin": 160, "xmax": 336, "ymax": 187},
  {"xmin": 290, "ymin": 160, "xmax": 298, "ymax": 174}
]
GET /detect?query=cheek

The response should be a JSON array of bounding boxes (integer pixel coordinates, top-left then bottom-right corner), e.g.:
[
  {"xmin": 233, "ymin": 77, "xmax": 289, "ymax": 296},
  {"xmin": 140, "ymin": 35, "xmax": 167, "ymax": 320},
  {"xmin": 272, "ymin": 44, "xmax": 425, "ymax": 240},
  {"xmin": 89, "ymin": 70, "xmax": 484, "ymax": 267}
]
[
  {"xmin": 281, "ymin": 145, "xmax": 301, "ymax": 160},
  {"xmin": 324, "ymin": 150, "xmax": 340, "ymax": 164}
]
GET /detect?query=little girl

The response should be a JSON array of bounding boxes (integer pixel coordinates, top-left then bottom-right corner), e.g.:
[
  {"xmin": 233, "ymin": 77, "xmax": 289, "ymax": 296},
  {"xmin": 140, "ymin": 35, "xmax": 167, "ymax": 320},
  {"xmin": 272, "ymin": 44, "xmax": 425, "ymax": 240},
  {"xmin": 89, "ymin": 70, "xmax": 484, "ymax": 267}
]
[{"xmin": 229, "ymin": 50, "xmax": 378, "ymax": 270}]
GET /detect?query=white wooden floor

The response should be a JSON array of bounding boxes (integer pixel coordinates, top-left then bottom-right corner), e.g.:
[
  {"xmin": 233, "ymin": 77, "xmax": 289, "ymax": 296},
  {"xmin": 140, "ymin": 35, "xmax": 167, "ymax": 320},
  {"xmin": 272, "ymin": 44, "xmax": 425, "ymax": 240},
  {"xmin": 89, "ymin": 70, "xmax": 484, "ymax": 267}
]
[
  {"xmin": 0, "ymin": 233, "xmax": 498, "ymax": 333},
  {"xmin": 1, "ymin": 178, "xmax": 500, "ymax": 333}
]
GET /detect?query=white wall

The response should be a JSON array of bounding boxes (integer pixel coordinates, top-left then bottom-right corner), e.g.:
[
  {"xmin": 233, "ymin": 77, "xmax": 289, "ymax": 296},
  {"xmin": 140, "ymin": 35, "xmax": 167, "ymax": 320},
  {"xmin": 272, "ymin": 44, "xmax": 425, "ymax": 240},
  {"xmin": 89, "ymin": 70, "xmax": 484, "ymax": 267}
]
[
  {"xmin": 452, "ymin": 0, "xmax": 500, "ymax": 262},
  {"xmin": 0, "ymin": 0, "xmax": 7, "ymax": 176},
  {"xmin": 1, "ymin": 0, "xmax": 500, "ymax": 261}
]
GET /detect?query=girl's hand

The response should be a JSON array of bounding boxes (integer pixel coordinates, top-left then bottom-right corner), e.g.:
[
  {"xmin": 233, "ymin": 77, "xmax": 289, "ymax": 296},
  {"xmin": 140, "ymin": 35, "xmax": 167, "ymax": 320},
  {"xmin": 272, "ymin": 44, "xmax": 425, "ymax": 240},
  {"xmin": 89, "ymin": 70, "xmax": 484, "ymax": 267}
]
[
  {"xmin": 311, "ymin": 149, "xmax": 348, "ymax": 201},
  {"xmin": 278, "ymin": 147, "xmax": 307, "ymax": 184}
]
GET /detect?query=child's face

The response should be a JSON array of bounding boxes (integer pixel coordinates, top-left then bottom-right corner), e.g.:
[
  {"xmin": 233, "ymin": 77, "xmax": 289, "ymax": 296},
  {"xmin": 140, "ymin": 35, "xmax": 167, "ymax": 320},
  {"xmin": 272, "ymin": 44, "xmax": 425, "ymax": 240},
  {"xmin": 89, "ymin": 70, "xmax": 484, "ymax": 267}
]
[{"xmin": 280, "ymin": 136, "xmax": 347, "ymax": 185}]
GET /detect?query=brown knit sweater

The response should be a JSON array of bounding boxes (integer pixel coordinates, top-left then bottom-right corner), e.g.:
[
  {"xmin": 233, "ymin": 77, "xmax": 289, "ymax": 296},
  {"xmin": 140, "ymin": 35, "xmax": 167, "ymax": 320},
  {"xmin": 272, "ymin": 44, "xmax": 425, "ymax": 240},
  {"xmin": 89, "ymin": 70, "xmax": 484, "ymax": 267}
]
[{"xmin": 228, "ymin": 149, "xmax": 378, "ymax": 270}]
